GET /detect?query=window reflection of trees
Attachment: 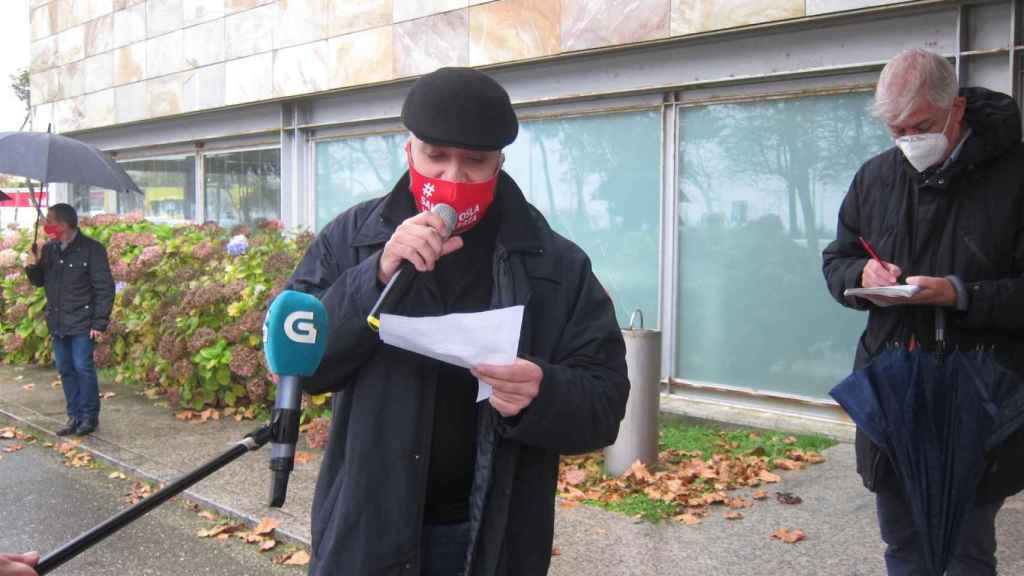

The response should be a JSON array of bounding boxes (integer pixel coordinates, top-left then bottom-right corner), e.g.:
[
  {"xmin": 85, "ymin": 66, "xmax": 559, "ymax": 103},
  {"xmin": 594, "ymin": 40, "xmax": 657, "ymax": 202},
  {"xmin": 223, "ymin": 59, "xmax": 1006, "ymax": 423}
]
[
  {"xmin": 315, "ymin": 133, "xmax": 407, "ymax": 230},
  {"xmin": 676, "ymin": 92, "xmax": 892, "ymax": 397},
  {"xmin": 204, "ymin": 149, "xmax": 281, "ymax": 227},
  {"xmin": 508, "ymin": 111, "xmax": 661, "ymax": 327}
]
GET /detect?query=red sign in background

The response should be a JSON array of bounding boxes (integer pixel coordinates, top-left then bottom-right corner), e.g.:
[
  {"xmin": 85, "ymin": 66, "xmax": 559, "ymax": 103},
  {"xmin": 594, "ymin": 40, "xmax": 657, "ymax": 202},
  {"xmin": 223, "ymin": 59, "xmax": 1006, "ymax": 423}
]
[{"xmin": 0, "ymin": 190, "xmax": 48, "ymax": 208}]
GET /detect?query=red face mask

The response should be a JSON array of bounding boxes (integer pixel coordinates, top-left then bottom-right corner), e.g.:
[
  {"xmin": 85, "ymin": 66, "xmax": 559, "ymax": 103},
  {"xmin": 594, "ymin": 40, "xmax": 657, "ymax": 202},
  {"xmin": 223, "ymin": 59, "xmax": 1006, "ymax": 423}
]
[
  {"xmin": 43, "ymin": 223, "xmax": 62, "ymax": 240},
  {"xmin": 407, "ymin": 145, "xmax": 499, "ymax": 234}
]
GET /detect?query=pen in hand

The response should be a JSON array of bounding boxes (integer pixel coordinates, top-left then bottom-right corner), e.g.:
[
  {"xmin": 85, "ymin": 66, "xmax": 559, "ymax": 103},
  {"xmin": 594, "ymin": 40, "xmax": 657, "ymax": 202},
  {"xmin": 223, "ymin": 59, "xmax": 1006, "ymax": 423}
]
[{"xmin": 858, "ymin": 236, "xmax": 901, "ymax": 286}]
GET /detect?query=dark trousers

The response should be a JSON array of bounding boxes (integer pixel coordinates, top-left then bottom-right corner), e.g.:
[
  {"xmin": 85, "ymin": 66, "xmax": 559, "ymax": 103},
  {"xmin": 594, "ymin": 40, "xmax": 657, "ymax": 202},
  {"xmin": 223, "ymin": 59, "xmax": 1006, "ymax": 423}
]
[
  {"xmin": 421, "ymin": 522, "xmax": 470, "ymax": 576},
  {"xmin": 876, "ymin": 486, "xmax": 1003, "ymax": 575},
  {"xmin": 52, "ymin": 334, "xmax": 100, "ymax": 421}
]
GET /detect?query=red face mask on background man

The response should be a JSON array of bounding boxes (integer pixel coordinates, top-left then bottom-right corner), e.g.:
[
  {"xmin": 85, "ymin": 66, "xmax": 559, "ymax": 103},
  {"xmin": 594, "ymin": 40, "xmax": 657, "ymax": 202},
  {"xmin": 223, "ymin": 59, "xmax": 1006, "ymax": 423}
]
[
  {"xmin": 406, "ymin": 144, "xmax": 501, "ymax": 234},
  {"xmin": 43, "ymin": 223, "xmax": 62, "ymax": 240}
]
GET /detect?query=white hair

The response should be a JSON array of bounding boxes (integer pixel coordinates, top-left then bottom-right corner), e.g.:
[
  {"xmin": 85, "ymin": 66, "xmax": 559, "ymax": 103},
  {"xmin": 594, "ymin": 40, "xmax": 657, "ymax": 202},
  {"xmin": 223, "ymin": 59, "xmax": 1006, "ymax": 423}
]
[{"xmin": 873, "ymin": 49, "xmax": 959, "ymax": 123}]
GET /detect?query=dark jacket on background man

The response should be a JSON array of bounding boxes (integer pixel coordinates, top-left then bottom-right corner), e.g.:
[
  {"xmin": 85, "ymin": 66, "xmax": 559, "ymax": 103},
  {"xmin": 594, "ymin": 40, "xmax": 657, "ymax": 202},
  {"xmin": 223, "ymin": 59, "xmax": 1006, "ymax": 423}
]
[
  {"xmin": 823, "ymin": 87, "xmax": 1024, "ymax": 503},
  {"xmin": 288, "ymin": 172, "xmax": 630, "ymax": 576},
  {"xmin": 26, "ymin": 232, "xmax": 114, "ymax": 336}
]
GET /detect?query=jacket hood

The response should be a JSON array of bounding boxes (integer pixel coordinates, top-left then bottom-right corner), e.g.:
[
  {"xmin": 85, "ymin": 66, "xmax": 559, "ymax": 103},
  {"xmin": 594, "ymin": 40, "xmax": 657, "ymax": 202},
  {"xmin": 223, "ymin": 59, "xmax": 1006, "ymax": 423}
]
[{"xmin": 960, "ymin": 87, "xmax": 1021, "ymax": 167}]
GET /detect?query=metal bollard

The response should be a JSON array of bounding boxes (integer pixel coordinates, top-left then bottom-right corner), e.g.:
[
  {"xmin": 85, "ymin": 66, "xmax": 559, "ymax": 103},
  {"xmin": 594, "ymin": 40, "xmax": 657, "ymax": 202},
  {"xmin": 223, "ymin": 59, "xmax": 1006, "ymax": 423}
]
[{"xmin": 604, "ymin": 309, "xmax": 661, "ymax": 476}]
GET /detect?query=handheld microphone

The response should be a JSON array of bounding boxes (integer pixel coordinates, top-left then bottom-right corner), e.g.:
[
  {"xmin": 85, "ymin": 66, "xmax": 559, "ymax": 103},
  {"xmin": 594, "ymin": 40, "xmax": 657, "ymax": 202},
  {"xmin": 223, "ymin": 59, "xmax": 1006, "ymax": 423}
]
[
  {"xmin": 263, "ymin": 290, "xmax": 328, "ymax": 507},
  {"xmin": 367, "ymin": 203, "xmax": 457, "ymax": 331}
]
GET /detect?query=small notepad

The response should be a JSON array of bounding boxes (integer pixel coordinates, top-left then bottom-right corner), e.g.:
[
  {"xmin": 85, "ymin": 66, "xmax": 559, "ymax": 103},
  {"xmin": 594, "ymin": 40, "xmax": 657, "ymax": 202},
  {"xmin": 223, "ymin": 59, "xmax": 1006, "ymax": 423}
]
[{"xmin": 845, "ymin": 285, "xmax": 922, "ymax": 299}]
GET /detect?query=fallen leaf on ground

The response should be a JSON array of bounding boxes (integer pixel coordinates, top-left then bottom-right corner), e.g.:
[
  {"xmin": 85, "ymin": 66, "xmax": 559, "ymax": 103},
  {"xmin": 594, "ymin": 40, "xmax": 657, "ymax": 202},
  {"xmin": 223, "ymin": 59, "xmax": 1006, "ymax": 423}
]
[
  {"xmin": 559, "ymin": 500, "xmax": 580, "ymax": 509},
  {"xmin": 21, "ymin": 383, "xmax": 34, "ymax": 391},
  {"xmin": 50, "ymin": 380, "xmax": 61, "ymax": 389},
  {"xmin": 197, "ymin": 523, "xmax": 243, "ymax": 539},
  {"xmin": 54, "ymin": 441, "xmax": 80, "ymax": 455},
  {"xmin": 775, "ymin": 459, "xmax": 803, "ymax": 471},
  {"xmin": 726, "ymin": 497, "xmax": 753, "ymax": 509},
  {"xmin": 236, "ymin": 531, "xmax": 264, "ymax": 544},
  {"xmin": 143, "ymin": 388, "xmax": 163, "ymax": 399},
  {"xmin": 803, "ymin": 451, "xmax": 826, "ymax": 464},
  {"xmin": 0, "ymin": 427, "xmax": 15, "ymax": 439},
  {"xmin": 43, "ymin": 442, "xmax": 54, "ymax": 448},
  {"xmin": 624, "ymin": 460, "xmax": 654, "ymax": 483},
  {"xmin": 294, "ymin": 451, "xmax": 315, "ymax": 465},
  {"xmin": 124, "ymin": 481, "xmax": 154, "ymax": 504},
  {"xmin": 260, "ymin": 540, "xmax": 277, "ymax": 552},
  {"xmin": 724, "ymin": 511, "xmax": 744, "ymax": 520},
  {"xmin": 776, "ymin": 492, "xmax": 803, "ymax": 506},
  {"xmin": 772, "ymin": 528, "xmax": 806, "ymax": 544},
  {"xmin": 273, "ymin": 550, "xmax": 311, "ymax": 566},
  {"xmin": 175, "ymin": 411, "xmax": 196, "ymax": 421},
  {"xmin": 782, "ymin": 436, "xmax": 798, "ymax": 445},
  {"xmin": 253, "ymin": 517, "xmax": 280, "ymax": 536},
  {"xmin": 99, "ymin": 392, "xmax": 116, "ymax": 400},
  {"xmin": 199, "ymin": 408, "xmax": 220, "ymax": 422},
  {"xmin": 563, "ymin": 468, "xmax": 587, "ymax": 486},
  {"xmin": 551, "ymin": 547, "xmax": 561, "ymax": 556},
  {"xmin": 758, "ymin": 471, "xmax": 781, "ymax": 483},
  {"xmin": 198, "ymin": 510, "xmax": 219, "ymax": 521},
  {"xmin": 183, "ymin": 501, "xmax": 200, "ymax": 512},
  {"xmin": 752, "ymin": 490, "xmax": 768, "ymax": 500},
  {"xmin": 108, "ymin": 471, "xmax": 127, "ymax": 480},
  {"xmin": 676, "ymin": 513, "xmax": 702, "ymax": 526},
  {"xmin": 67, "ymin": 451, "xmax": 93, "ymax": 468},
  {"xmin": 3, "ymin": 444, "xmax": 24, "ymax": 453}
]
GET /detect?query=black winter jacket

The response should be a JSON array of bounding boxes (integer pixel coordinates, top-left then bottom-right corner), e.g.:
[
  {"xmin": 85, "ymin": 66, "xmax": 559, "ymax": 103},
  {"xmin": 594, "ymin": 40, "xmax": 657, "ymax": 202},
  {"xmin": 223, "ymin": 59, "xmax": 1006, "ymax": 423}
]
[
  {"xmin": 25, "ymin": 232, "xmax": 115, "ymax": 337},
  {"xmin": 823, "ymin": 87, "xmax": 1024, "ymax": 502},
  {"xmin": 288, "ymin": 172, "xmax": 629, "ymax": 576}
]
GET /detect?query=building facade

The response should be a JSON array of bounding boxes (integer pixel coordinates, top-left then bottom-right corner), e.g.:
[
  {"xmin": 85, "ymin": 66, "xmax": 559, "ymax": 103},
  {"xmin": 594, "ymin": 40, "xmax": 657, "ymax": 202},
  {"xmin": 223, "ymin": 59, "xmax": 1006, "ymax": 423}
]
[{"xmin": 26, "ymin": 0, "xmax": 1024, "ymax": 430}]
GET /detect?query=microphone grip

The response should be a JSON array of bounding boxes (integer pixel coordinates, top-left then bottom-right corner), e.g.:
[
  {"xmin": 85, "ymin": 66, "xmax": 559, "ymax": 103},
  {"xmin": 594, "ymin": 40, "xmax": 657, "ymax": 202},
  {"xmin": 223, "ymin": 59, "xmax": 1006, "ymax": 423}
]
[
  {"xmin": 367, "ymin": 260, "xmax": 416, "ymax": 331},
  {"xmin": 269, "ymin": 375, "xmax": 301, "ymax": 508}
]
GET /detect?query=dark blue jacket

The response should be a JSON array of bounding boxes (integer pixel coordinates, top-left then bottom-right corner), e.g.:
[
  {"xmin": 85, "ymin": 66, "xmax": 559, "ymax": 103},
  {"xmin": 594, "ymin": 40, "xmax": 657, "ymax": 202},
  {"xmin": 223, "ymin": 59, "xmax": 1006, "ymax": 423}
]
[{"xmin": 25, "ymin": 231, "xmax": 114, "ymax": 336}]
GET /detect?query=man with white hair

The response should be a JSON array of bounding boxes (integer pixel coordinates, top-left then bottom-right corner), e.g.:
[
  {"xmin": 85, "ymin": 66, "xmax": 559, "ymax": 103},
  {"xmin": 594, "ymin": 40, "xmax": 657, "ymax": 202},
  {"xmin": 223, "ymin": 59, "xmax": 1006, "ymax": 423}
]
[{"xmin": 823, "ymin": 49, "xmax": 1024, "ymax": 575}]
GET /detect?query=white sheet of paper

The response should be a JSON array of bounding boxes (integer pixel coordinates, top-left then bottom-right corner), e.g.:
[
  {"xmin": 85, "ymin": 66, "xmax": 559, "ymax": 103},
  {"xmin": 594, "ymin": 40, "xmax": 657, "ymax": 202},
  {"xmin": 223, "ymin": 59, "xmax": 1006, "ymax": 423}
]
[{"xmin": 378, "ymin": 305, "xmax": 524, "ymax": 402}]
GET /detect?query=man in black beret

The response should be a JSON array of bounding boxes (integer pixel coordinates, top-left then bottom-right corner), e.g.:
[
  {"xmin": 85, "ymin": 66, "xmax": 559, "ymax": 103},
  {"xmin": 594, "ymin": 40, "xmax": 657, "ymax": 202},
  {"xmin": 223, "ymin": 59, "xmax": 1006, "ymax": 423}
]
[{"xmin": 289, "ymin": 67, "xmax": 629, "ymax": 576}]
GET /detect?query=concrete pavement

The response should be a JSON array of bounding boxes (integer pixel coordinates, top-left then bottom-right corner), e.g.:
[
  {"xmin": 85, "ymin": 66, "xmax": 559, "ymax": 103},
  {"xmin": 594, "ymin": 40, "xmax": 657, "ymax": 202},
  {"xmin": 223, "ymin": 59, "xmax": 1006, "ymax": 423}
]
[{"xmin": 2, "ymin": 363, "xmax": 1022, "ymax": 575}]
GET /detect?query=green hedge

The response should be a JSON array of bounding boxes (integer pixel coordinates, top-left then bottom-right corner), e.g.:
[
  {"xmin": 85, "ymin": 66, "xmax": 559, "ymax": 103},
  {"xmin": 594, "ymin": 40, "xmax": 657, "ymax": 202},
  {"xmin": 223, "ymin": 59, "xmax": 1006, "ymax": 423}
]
[{"xmin": 0, "ymin": 216, "xmax": 334, "ymax": 429}]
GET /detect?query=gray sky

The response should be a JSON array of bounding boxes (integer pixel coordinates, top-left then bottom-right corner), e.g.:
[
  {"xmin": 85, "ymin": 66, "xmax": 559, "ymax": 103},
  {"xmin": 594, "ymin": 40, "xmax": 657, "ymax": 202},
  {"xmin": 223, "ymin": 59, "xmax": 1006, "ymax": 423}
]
[{"xmin": 0, "ymin": 0, "xmax": 31, "ymax": 132}]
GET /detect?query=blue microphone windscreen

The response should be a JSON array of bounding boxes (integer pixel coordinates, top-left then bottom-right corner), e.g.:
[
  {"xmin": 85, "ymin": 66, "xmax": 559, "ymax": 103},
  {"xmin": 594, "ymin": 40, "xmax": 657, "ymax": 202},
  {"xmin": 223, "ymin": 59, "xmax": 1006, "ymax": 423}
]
[{"xmin": 263, "ymin": 290, "xmax": 328, "ymax": 377}]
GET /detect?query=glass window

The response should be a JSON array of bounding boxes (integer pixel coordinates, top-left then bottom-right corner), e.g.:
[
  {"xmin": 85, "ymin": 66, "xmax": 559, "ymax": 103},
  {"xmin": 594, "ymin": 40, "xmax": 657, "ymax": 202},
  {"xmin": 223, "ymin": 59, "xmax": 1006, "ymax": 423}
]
[
  {"xmin": 314, "ymin": 132, "xmax": 407, "ymax": 230},
  {"xmin": 675, "ymin": 91, "xmax": 892, "ymax": 398},
  {"xmin": 70, "ymin": 155, "xmax": 195, "ymax": 220},
  {"xmin": 203, "ymin": 148, "xmax": 281, "ymax": 227},
  {"xmin": 503, "ymin": 110, "xmax": 661, "ymax": 328},
  {"xmin": 70, "ymin": 185, "xmax": 119, "ymax": 215}
]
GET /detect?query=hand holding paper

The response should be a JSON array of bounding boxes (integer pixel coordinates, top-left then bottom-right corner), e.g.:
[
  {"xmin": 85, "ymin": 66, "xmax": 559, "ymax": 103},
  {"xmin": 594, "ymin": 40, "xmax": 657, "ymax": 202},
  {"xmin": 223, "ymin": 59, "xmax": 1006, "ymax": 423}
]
[
  {"xmin": 378, "ymin": 306, "xmax": 525, "ymax": 402},
  {"xmin": 473, "ymin": 359, "xmax": 542, "ymax": 418}
]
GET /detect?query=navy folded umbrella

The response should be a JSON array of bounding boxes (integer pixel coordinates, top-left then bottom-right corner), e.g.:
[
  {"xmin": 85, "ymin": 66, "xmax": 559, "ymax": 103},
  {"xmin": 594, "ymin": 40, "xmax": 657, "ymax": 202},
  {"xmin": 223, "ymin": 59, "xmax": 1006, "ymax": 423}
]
[{"xmin": 831, "ymin": 342, "xmax": 1024, "ymax": 575}]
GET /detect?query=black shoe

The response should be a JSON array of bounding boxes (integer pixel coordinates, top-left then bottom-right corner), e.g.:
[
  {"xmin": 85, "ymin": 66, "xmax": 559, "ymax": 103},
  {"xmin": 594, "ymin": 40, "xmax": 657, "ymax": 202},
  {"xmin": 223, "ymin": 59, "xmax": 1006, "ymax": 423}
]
[
  {"xmin": 74, "ymin": 417, "xmax": 98, "ymax": 436},
  {"xmin": 56, "ymin": 418, "xmax": 79, "ymax": 436}
]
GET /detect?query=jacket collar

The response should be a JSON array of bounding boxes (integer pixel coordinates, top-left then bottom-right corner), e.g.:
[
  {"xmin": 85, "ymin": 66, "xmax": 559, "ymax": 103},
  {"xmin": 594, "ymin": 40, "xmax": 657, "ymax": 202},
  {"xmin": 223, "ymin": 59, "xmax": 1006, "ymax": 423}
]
[{"xmin": 351, "ymin": 171, "xmax": 545, "ymax": 254}]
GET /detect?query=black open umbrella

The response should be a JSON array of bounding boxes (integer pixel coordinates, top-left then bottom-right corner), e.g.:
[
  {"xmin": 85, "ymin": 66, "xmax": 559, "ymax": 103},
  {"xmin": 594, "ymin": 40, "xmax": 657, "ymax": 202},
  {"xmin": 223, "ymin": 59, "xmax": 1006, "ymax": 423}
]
[
  {"xmin": 831, "ymin": 314, "xmax": 1024, "ymax": 575},
  {"xmin": 0, "ymin": 190, "xmax": 11, "ymax": 202},
  {"xmin": 0, "ymin": 128, "xmax": 142, "ymax": 251}
]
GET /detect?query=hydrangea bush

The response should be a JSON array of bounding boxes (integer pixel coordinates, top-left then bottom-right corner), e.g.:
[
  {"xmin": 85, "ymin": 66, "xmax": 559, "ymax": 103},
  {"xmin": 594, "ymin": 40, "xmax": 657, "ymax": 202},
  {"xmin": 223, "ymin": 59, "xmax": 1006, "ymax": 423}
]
[{"xmin": 0, "ymin": 216, "xmax": 333, "ymax": 426}]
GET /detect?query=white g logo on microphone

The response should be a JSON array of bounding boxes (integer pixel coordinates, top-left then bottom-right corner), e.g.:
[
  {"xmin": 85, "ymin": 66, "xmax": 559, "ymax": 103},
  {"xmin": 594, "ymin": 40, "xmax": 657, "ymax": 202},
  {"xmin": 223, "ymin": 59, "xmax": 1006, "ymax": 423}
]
[{"xmin": 284, "ymin": 311, "xmax": 318, "ymax": 344}]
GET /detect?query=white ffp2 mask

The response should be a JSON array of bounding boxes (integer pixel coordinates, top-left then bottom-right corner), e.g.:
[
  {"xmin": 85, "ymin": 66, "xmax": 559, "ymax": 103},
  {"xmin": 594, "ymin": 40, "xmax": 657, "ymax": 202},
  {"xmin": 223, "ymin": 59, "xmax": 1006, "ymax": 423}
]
[{"xmin": 895, "ymin": 109, "xmax": 953, "ymax": 172}]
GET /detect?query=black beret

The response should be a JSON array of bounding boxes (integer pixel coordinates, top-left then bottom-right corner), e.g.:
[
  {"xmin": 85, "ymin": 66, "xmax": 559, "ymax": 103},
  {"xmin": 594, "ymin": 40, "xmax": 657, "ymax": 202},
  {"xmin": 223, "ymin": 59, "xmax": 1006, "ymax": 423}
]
[{"xmin": 401, "ymin": 67, "xmax": 518, "ymax": 151}]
